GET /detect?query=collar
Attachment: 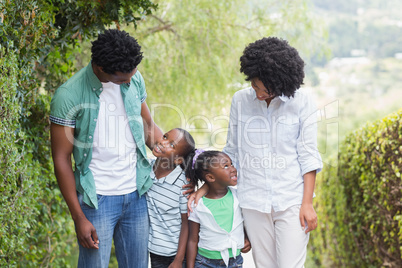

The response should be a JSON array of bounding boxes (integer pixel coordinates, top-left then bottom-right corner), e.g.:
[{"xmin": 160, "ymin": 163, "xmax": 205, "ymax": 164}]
[
  {"xmin": 85, "ymin": 62, "xmax": 103, "ymax": 96},
  {"xmin": 85, "ymin": 62, "xmax": 131, "ymax": 96},
  {"xmin": 150, "ymin": 161, "xmax": 184, "ymax": 185},
  {"xmin": 251, "ymin": 87, "xmax": 290, "ymax": 103}
]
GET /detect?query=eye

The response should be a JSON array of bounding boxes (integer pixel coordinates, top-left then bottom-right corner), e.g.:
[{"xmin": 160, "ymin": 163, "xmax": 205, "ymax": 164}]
[
  {"xmin": 224, "ymin": 165, "xmax": 229, "ymax": 169},
  {"xmin": 170, "ymin": 143, "xmax": 175, "ymax": 148},
  {"xmin": 163, "ymin": 135, "xmax": 167, "ymax": 139}
]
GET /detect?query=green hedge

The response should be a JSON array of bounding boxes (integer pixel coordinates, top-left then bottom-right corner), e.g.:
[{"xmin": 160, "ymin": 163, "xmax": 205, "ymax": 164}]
[
  {"xmin": 310, "ymin": 109, "xmax": 402, "ymax": 267},
  {"xmin": 0, "ymin": 48, "xmax": 75, "ymax": 266}
]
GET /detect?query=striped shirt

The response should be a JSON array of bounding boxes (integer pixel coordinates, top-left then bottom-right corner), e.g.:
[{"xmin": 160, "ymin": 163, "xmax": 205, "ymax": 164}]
[{"xmin": 146, "ymin": 160, "xmax": 188, "ymax": 256}]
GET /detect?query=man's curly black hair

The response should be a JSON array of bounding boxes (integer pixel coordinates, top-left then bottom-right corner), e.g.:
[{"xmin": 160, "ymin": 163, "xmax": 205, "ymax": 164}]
[
  {"xmin": 240, "ymin": 37, "xmax": 305, "ymax": 98},
  {"xmin": 91, "ymin": 29, "xmax": 143, "ymax": 74}
]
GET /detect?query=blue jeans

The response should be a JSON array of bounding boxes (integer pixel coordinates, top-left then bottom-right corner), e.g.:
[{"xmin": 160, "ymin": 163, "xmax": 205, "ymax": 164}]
[
  {"xmin": 194, "ymin": 253, "xmax": 243, "ymax": 268},
  {"xmin": 77, "ymin": 191, "xmax": 149, "ymax": 268}
]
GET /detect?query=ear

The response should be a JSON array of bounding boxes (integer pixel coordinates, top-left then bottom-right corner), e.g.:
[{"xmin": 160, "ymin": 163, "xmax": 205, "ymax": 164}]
[
  {"xmin": 174, "ymin": 156, "xmax": 184, "ymax": 166},
  {"xmin": 205, "ymin": 173, "xmax": 215, "ymax": 183}
]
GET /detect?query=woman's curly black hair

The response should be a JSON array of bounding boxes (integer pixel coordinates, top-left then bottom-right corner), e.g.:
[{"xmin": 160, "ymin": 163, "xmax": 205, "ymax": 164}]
[
  {"xmin": 185, "ymin": 150, "xmax": 224, "ymax": 188},
  {"xmin": 91, "ymin": 29, "xmax": 143, "ymax": 74},
  {"xmin": 240, "ymin": 37, "xmax": 305, "ymax": 98}
]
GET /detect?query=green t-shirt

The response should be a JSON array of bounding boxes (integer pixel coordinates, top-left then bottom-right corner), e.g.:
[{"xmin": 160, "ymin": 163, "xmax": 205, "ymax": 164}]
[{"xmin": 198, "ymin": 189, "xmax": 241, "ymax": 259}]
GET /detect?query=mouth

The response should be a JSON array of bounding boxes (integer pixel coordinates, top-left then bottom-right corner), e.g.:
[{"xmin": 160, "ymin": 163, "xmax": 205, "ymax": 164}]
[
  {"xmin": 154, "ymin": 144, "xmax": 163, "ymax": 153},
  {"xmin": 230, "ymin": 175, "xmax": 238, "ymax": 181}
]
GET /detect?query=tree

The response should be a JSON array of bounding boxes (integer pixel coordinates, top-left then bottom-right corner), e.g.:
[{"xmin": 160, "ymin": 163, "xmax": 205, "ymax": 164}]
[{"xmin": 123, "ymin": 0, "xmax": 327, "ymax": 147}]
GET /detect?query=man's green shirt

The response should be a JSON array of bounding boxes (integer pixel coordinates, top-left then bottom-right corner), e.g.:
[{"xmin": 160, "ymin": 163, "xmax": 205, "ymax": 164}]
[{"xmin": 50, "ymin": 63, "xmax": 152, "ymax": 208}]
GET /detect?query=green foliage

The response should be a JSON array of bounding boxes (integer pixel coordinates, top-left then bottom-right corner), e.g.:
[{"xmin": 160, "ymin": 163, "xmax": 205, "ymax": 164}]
[
  {"xmin": 40, "ymin": 0, "xmax": 158, "ymax": 92},
  {"xmin": 0, "ymin": 48, "xmax": 75, "ymax": 266},
  {"xmin": 310, "ymin": 109, "xmax": 402, "ymax": 267},
  {"xmin": 52, "ymin": 0, "xmax": 157, "ymax": 43},
  {"xmin": 127, "ymin": 0, "xmax": 327, "ymax": 147},
  {"xmin": 0, "ymin": 0, "xmax": 157, "ymax": 266}
]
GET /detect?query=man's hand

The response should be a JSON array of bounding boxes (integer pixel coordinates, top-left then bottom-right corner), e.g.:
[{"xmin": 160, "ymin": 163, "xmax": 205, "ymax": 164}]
[
  {"xmin": 75, "ymin": 217, "xmax": 99, "ymax": 249},
  {"xmin": 299, "ymin": 203, "xmax": 317, "ymax": 233}
]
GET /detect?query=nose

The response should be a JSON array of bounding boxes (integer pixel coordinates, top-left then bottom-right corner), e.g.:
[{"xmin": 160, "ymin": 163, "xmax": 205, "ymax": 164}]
[
  {"xmin": 160, "ymin": 139, "xmax": 170, "ymax": 147},
  {"xmin": 258, "ymin": 89, "xmax": 269, "ymax": 96},
  {"xmin": 231, "ymin": 165, "xmax": 237, "ymax": 173}
]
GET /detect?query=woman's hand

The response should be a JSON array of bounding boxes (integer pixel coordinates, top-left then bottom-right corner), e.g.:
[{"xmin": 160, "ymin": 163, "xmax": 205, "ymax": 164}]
[
  {"xmin": 299, "ymin": 203, "xmax": 317, "ymax": 233},
  {"xmin": 241, "ymin": 236, "xmax": 251, "ymax": 253},
  {"xmin": 182, "ymin": 180, "xmax": 195, "ymax": 196}
]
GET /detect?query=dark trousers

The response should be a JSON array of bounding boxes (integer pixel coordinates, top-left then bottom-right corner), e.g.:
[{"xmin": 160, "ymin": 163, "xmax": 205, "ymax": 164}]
[{"xmin": 150, "ymin": 252, "xmax": 186, "ymax": 268}]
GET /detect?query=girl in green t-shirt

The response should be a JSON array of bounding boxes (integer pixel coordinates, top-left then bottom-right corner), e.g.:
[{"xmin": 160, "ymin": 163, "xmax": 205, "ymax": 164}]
[{"xmin": 186, "ymin": 150, "xmax": 251, "ymax": 268}]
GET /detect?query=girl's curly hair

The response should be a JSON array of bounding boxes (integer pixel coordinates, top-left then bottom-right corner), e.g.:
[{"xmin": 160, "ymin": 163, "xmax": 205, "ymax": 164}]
[
  {"xmin": 91, "ymin": 29, "xmax": 143, "ymax": 74},
  {"xmin": 185, "ymin": 150, "xmax": 223, "ymax": 188},
  {"xmin": 240, "ymin": 37, "xmax": 305, "ymax": 98}
]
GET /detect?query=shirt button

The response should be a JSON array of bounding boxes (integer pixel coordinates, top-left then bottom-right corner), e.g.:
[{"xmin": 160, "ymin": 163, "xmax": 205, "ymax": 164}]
[
  {"xmin": 94, "ymin": 118, "xmax": 97, "ymax": 122},
  {"xmin": 93, "ymin": 88, "xmax": 96, "ymax": 91},
  {"xmin": 89, "ymin": 136, "xmax": 92, "ymax": 139},
  {"xmin": 100, "ymin": 88, "xmax": 103, "ymax": 91},
  {"xmin": 136, "ymin": 95, "xmax": 138, "ymax": 98},
  {"xmin": 84, "ymin": 153, "xmax": 87, "ymax": 157}
]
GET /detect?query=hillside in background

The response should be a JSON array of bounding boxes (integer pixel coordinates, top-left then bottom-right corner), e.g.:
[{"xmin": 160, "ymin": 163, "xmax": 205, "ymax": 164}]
[
  {"xmin": 312, "ymin": 0, "xmax": 402, "ymax": 61},
  {"xmin": 303, "ymin": 0, "xmax": 402, "ymax": 165}
]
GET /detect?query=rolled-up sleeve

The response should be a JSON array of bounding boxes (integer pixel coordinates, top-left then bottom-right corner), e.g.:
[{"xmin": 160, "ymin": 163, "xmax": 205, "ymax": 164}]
[
  {"xmin": 50, "ymin": 87, "xmax": 77, "ymax": 128},
  {"xmin": 136, "ymin": 71, "xmax": 147, "ymax": 103},
  {"xmin": 296, "ymin": 93, "xmax": 323, "ymax": 176}
]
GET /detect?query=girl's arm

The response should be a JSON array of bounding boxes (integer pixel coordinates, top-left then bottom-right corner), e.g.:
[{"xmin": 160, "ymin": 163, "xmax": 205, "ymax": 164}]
[
  {"xmin": 169, "ymin": 214, "xmax": 189, "ymax": 268},
  {"xmin": 186, "ymin": 221, "xmax": 200, "ymax": 268}
]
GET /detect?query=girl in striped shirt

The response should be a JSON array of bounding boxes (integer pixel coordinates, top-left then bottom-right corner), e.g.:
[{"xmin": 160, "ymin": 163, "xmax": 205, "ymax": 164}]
[{"xmin": 147, "ymin": 128, "xmax": 196, "ymax": 268}]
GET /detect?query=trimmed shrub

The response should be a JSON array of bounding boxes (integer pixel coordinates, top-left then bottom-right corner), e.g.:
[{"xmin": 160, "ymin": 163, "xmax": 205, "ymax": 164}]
[{"xmin": 310, "ymin": 109, "xmax": 402, "ymax": 267}]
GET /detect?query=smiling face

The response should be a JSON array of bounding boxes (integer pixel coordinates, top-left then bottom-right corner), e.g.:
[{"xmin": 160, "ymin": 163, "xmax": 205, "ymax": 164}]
[
  {"xmin": 206, "ymin": 153, "xmax": 238, "ymax": 187},
  {"xmin": 152, "ymin": 129, "xmax": 189, "ymax": 165},
  {"xmin": 251, "ymin": 78, "xmax": 274, "ymax": 101}
]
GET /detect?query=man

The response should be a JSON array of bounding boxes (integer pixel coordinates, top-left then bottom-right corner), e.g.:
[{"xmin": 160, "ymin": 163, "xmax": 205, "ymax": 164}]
[{"xmin": 50, "ymin": 29, "xmax": 162, "ymax": 267}]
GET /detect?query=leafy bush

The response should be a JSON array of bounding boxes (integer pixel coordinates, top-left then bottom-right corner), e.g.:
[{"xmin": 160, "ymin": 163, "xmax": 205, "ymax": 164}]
[
  {"xmin": 0, "ymin": 45, "xmax": 75, "ymax": 268},
  {"xmin": 310, "ymin": 109, "xmax": 402, "ymax": 267}
]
